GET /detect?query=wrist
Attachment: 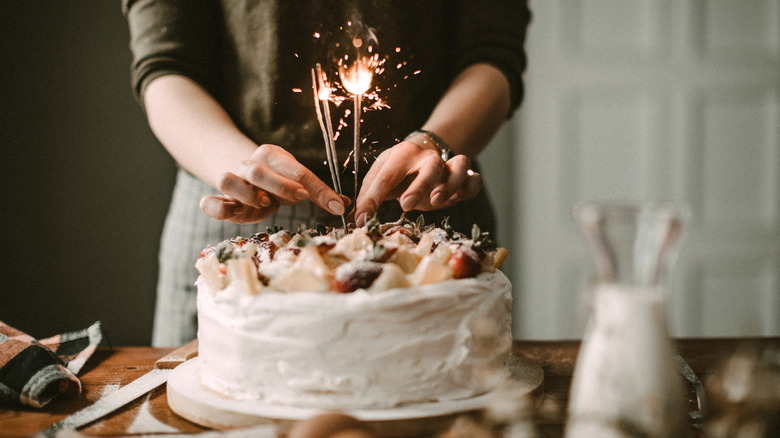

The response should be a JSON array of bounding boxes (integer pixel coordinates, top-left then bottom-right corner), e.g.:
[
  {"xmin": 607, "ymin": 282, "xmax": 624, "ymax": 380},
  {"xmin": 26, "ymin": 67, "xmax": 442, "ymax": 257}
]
[{"xmin": 404, "ymin": 129, "xmax": 453, "ymax": 161}]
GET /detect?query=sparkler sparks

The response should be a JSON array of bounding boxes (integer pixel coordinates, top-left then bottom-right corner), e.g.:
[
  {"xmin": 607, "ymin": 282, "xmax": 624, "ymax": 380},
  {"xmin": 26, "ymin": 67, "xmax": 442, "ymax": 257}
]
[
  {"xmin": 308, "ymin": 20, "xmax": 415, "ymax": 225},
  {"xmin": 339, "ymin": 55, "xmax": 374, "ymax": 205}
]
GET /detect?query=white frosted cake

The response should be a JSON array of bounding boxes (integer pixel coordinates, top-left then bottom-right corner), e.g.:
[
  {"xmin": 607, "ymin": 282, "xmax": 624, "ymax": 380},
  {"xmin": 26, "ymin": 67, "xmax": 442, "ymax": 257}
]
[{"xmin": 195, "ymin": 216, "xmax": 512, "ymax": 409}]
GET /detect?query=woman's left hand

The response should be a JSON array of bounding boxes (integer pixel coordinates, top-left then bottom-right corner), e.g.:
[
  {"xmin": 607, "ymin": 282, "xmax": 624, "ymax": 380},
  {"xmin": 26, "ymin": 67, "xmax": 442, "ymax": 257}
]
[{"xmin": 354, "ymin": 140, "xmax": 482, "ymax": 225}]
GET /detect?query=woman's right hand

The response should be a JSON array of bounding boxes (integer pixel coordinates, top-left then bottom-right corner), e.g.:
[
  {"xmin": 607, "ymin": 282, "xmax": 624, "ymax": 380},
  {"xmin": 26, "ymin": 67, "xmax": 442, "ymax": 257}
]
[
  {"xmin": 142, "ymin": 76, "xmax": 346, "ymax": 224},
  {"xmin": 199, "ymin": 144, "xmax": 347, "ymax": 224}
]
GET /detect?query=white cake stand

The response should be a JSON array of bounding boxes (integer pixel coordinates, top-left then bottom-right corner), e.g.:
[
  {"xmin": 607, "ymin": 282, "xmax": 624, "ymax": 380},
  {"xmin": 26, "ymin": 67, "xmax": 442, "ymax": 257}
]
[{"xmin": 167, "ymin": 354, "xmax": 543, "ymax": 437}]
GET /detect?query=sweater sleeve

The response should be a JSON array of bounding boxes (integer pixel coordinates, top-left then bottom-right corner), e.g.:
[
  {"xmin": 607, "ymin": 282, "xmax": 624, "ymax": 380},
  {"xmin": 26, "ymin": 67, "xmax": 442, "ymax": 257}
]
[
  {"xmin": 123, "ymin": 0, "xmax": 221, "ymax": 108},
  {"xmin": 454, "ymin": 0, "xmax": 531, "ymax": 117}
]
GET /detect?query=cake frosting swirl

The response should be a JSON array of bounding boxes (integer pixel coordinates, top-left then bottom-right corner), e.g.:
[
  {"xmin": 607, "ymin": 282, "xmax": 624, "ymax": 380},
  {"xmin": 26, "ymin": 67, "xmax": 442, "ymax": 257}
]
[{"xmin": 195, "ymin": 216, "xmax": 512, "ymax": 409}]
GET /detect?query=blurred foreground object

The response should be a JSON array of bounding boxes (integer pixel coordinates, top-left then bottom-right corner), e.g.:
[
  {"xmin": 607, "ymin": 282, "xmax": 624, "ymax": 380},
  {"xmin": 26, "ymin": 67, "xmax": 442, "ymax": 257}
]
[{"xmin": 704, "ymin": 344, "xmax": 780, "ymax": 438}]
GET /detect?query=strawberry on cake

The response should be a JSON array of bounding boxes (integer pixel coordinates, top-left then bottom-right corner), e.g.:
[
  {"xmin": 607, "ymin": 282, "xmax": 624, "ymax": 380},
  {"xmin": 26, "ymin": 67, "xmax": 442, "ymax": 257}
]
[{"xmin": 194, "ymin": 215, "xmax": 512, "ymax": 409}]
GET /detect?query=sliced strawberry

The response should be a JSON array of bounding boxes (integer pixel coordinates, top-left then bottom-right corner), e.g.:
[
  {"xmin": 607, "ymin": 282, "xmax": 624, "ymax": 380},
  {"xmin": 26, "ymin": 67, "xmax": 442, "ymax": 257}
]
[
  {"xmin": 383, "ymin": 225, "xmax": 414, "ymax": 239},
  {"xmin": 333, "ymin": 261, "xmax": 383, "ymax": 293},
  {"xmin": 255, "ymin": 241, "xmax": 277, "ymax": 265},
  {"xmin": 248, "ymin": 232, "xmax": 270, "ymax": 243},
  {"xmin": 449, "ymin": 246, "xmax": 481, "ymax": 279},
  {"xmin": 199, "ymin": 245, "xmax": 216, "ymax": 258}
]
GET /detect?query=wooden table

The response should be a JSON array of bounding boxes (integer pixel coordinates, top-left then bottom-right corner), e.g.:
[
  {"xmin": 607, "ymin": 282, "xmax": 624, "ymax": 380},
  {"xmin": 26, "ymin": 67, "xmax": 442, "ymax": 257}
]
[{"xmin": 2, "ymin": 338, "xmax": 778, "ymax": 438}]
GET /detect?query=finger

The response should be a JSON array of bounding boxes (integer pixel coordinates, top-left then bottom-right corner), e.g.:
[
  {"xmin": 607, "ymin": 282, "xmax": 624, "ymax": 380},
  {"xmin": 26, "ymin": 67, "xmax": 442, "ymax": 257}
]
[
  {"xmin": 430, "ymin": 155, "xmax": 471, "ymax": 207},
  {"xmin": 241, "ymin": 163, "xmax": 310, "ymax": 204},
  {"xmin": 230, "ymin": 203, "xmax": 280, "ymax": 224},
  {"xmin": 298, "ymin": 175, "xmax": 346, "ymax": 216},
  {"xmin": 460, "ymin": 169, "xmax": 483, "ymax": 201},
  {"xmin": 442, "ymin": 170, "xmax": 483, "ymax": 208},
  {"xmin": 217, "ymin": 172, "xmax": 272, "ymax": 207},
  {"xmin": 355, "ymin": 150, "xmax": 409, "ymax": 221},
  {"xmin": 399, "ymin": 153, "xmax": 445, "ymax": 211},
  {"xmin": 200, "ymin": 195, "xmax": 242, "ymax": 220},
  {"xmin": 244, "ymin": 162, "xmax": 345, "ymax": 215},
  {"xmin": 355, "ymin": 211, "xmax": 367, "ymax": 227},
  {"xmin": 199, "ymin": 195, "xmax": 280, "ymax": 224},
  {"xmin": 249, "ymin": 146, "xmax": 345, "ymax": 215}
]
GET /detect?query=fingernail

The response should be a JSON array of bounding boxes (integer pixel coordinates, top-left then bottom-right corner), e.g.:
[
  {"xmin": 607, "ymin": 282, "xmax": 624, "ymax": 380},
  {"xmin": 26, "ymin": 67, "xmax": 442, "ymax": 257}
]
[
  {"xmin": 328, "ymin": 199, "xmax": 345, "ymax": 215},
  {"xmin": 356, "ymin": 211, "xmax": 367, "ymax": 226},
  {"xmin": 402, "ymin": 194, "xmax": 419, "ymax": 211},
  {"xmin": 259, "ymin": 195, "xmax": 271, "ymax": 207},
  {"xmin": 295, "ymin": 188, "xmax": 309, "ymax": 201},
  {"xmin": 430, "ymin": 191, "xmax": 444, "ymax": 207}
]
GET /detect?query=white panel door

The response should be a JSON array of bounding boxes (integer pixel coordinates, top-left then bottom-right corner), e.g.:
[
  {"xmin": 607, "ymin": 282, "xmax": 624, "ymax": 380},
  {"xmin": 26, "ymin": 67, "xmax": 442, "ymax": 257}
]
[{"xmin": 501, "ymin": 0, "xmax": 780, "ymax": 339}]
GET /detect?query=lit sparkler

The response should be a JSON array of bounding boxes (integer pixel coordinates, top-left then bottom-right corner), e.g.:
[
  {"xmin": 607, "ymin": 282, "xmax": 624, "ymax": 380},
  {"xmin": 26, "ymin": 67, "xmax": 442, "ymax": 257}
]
[
  {"xmin": 308, "ymin": 24, "xmax": 401, "ymax": 225},
  {"xmin": 312, "ymin": 64, "xmax": 347, "ymax": 228},
  {"xmin": 339, "ymin": 44, "xmax": 373, "ymax": 210}
]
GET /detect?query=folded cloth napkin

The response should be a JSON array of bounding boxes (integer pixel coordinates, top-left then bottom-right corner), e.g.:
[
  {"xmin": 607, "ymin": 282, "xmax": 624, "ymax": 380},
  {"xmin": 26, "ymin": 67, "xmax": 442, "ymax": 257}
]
[{"xmin": 0, "ymin": 321, "xmax": 102, "ymax": 408}]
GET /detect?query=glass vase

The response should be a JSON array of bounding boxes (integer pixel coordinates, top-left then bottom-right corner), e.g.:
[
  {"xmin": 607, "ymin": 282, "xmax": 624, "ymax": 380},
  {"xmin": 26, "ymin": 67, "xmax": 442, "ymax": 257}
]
[{"xmin": 565, "ymin": 202, "xmax": 690, "ymax": 438}]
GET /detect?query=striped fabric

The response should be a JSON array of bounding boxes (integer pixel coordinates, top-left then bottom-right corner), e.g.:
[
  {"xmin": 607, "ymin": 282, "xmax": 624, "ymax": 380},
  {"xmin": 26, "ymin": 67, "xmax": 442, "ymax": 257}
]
[
  {"xmin": 153, "ymin": 169, "xmax": 343, "ymax": 347},
  {"xmin": 0, "ymin": 321, "xmax": 102, "ymax": 408}
]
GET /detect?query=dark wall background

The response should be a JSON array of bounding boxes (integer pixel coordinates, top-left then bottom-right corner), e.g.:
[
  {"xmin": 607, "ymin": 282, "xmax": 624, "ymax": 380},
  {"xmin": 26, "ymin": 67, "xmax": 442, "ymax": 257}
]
[{"xmin": 0, "ymin": 2, "xmax": 175, "ymax": 345}]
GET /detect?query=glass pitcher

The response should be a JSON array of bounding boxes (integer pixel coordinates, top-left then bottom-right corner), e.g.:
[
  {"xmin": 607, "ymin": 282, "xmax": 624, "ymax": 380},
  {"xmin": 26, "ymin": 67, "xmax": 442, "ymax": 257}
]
[{"xmin": 565, "ymin": 202, "xmax": 690, "ymax": 438}]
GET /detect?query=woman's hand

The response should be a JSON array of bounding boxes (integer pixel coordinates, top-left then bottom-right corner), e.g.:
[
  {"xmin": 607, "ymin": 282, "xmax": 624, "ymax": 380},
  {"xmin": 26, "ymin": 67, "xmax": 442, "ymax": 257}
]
[
  {"xmin": 200, "ymin": 144, "xmax": 347, "ymax": 224},
  {"xmin": 354, "ymin": 140, "xmax": 482, "ymax": 225},
  {"xmin": 143, "ymin": 76, "xmax": 347, "ymax": 224},
  {"xmin": 199, "ymin": 192, "xmax": 279, "ymax": 224},
  {"xmin": 352, "ymin": 63, "xmax": 511, "ymax": 225}
]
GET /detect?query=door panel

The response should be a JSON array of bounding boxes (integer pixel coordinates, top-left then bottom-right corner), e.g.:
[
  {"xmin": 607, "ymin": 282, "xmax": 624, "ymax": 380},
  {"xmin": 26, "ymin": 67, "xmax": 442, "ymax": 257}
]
[{"xmin": 500, "ymin": 0, "xmax": 780, "ymax": 339}]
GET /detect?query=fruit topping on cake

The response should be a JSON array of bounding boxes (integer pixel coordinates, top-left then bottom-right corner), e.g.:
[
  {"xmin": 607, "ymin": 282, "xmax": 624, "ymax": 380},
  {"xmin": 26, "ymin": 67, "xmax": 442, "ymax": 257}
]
[
  {"xmin": 196, "ymin": 215, "xmax": 508, "ymax": 295},
  {"xmin": 333, "ymin": 261, "xmax": 384, "ymax": 293}
]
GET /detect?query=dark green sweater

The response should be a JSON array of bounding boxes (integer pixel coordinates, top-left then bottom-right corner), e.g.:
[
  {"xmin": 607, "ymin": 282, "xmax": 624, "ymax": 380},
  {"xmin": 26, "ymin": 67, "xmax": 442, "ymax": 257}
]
[
  {"xmin": 125, "ymin": 0, "xmax": 529, "ymax": 159},
  {"xmin": 124, "ymin": 0, "xmax": 530, "ymax": 233}
]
